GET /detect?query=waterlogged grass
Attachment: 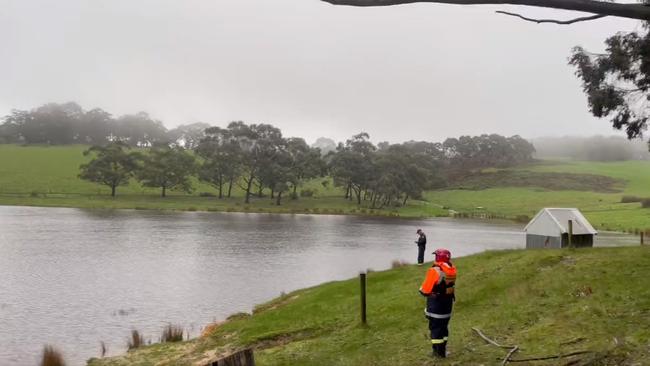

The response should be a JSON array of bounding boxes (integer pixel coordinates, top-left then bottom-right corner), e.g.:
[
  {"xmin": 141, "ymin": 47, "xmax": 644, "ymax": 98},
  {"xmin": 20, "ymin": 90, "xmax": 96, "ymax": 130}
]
[{"xmin": 89, "ymin": 246, "xmax": 650, "ymax": 366}]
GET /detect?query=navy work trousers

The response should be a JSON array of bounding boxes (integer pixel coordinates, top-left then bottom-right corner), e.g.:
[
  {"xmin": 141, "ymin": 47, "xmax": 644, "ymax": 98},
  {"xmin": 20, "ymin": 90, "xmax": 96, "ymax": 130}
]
[
  {"xmin": 417, "ymin": 245, "xmax": 426, "ymax": 264},
  {"xmin": 428, "ymin": 316, "xmax": 450, "ymax": 357}
]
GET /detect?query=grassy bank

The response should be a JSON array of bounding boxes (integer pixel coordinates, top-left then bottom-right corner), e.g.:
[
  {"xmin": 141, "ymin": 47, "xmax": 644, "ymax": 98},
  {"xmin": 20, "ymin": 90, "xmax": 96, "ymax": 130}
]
[{"xmin": 89, "ymin": 246, "xmax": 650, "ymax": 366}]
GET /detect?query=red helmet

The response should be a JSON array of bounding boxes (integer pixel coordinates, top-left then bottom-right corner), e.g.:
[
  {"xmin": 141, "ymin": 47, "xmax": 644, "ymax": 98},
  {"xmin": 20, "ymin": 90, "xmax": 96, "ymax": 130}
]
[{"xmin": 434, "ymin": 248, "xmax": 451, "ymax": 263}]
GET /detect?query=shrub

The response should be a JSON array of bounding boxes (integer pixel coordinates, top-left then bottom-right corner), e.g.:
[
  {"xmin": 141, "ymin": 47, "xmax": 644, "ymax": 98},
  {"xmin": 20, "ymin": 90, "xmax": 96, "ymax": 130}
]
[
  {"xmin": 391, "ymin": 260, "xmax": 408, "ymax": 269},
  {"xmin": 514, "ymin": 215, "xmax": 530, "ymax": 223},
  {"xmin": 127, "ymin": 330, "xmax": 145, "ymax": 350},
  {"xmin": 300, "ymin": 188, "xmax": 316, "ymax": 197},
  {"xmin": 186, "ymin": 207, "xmax": 197, "ymax": 212},
  {"xmin": 161, "ymin": 324, "xmax": 184, "ymax": 343},
  {"xmin": 621, "ymin": 195, "xmax": 643, "ymax": 203},
  {"xmin": 199, "ymin": 192, "xmax": 216, "ymax": 197},
  {"xmin": 41, "ymin": 345, "xmax": 66, "ymax": 366},
  {"xmin": 642, "ymin": 199, "xmax": 650, "ymax": 208}
]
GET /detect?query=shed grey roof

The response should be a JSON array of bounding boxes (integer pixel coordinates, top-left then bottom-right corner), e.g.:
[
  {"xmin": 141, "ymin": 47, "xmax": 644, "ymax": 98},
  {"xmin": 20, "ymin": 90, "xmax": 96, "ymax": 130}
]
[{"xmin": 524, "ymin": 208, "xmax": 597, "ymax": 235}]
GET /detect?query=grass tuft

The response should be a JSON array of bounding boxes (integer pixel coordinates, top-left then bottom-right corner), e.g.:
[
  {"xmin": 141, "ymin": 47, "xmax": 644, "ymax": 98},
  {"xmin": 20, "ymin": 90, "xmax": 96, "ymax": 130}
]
[
  {"xmin": 161, "ymin": 324, "xmax": 184, "ymax": 343},
  {"xmin": 126, "ymin": 330, "xmax": 145, "ymax": 350},
  {"xmin": 41, "ymin": 345, "xmax": 66, "ymax": 366}
]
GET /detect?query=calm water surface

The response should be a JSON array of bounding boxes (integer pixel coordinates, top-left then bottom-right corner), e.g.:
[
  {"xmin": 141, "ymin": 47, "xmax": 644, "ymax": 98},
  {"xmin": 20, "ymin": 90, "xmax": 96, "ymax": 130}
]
[{"xmin": 0, "ymin": 206, "xmax": 638, "ymax": 365}]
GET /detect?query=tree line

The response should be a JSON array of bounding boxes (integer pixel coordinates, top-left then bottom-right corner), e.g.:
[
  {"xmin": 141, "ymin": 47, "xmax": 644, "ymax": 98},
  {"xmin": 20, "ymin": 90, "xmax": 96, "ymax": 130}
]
[
  {"xmin": 1, "ymin": 102, "xmax": 535, "ymax": 205},
  {"xmin": 0, "ymin": 102, "xmax": 206, "ymax": 147},
  {"xmin": 75, "ymin": 121, "xmax": 535, "ymax": 207}
]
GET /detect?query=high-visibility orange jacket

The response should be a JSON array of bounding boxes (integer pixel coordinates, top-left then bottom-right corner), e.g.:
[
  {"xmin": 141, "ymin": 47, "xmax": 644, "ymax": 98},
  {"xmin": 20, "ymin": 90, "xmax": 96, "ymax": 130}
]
[{"xmin": 419, "ymin": 261, "xmax": 457, "ymax": 318}]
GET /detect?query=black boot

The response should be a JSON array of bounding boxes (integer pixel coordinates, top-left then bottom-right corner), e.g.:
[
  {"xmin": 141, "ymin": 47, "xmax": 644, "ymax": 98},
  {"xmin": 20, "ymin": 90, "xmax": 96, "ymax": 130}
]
[{"xmin": 434, "ymin": 342, "xmax": 446, "ymax": 358}]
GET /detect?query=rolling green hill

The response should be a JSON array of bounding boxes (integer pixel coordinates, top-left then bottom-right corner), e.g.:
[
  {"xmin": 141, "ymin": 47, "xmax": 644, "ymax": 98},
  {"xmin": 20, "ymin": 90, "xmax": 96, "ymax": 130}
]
[{"xmin": 89, "ymin": 246, "xmax": 650, "ymax": 366}]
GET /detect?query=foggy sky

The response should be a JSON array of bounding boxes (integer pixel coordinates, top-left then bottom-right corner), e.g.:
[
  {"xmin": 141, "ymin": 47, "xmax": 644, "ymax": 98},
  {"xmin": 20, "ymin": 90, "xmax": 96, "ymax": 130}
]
[{"xmin": 0, "ymin": 0, "xmax": 640, "ymax": 143}]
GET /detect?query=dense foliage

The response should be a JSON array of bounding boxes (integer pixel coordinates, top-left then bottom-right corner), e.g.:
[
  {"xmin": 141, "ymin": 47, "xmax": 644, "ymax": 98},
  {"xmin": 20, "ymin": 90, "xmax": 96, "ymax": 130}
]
[
  {"xmin": 571, "ymin": 24, "xmax": 650, "ymax": 146},
  {"xmin": 0, "ymin": 102, "xmax": 203, "ymax": 147}
]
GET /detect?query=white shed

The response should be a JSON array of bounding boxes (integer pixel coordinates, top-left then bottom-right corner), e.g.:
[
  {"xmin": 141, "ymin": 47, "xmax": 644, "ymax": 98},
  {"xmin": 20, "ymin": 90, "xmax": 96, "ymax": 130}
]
[{"xmin": 524, "ymin": 208, "xmax": 597, "ymax": 249}]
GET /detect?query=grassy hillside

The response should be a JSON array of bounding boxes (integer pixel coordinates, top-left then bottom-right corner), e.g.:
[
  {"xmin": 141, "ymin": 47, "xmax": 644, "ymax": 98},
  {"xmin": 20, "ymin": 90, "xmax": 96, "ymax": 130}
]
[
  {"xmin": 89, "ymin": 246, "xmax": 650, "ymax": 366},
  {"xmin": 427, "ymin": 160, "xmax": 650, "ymax": 232}
]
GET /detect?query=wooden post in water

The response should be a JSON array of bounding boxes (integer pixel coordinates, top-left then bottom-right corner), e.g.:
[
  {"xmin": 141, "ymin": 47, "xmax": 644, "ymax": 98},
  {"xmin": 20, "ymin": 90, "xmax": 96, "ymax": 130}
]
[
  {"xmin": 360, "ymin": 272, "xmax": 367, "ymax": 325},
  {"xmin": 568, "ymin": 220, "xmax": 574, "ymax": 248}
]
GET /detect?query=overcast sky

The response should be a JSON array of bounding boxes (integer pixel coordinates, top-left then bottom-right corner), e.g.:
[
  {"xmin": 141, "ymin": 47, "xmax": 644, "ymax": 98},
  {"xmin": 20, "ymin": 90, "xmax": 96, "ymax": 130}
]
[{"xmin": 0, "ymin": 0, "xmax": 641, "ymax": 143}]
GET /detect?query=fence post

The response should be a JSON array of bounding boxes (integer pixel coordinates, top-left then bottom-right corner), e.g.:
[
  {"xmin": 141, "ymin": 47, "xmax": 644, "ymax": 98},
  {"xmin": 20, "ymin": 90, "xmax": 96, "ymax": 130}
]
[
  {"xmin": 568, "ymin": 220, "xmax": 573, "ymax": 248},
  {"xmin": 360, "ymin": 272, "xmax": 367, "ymax": 325},
  {"xmin": 641, "ymin": 232, "xmax": 645, "ymax": 246}
]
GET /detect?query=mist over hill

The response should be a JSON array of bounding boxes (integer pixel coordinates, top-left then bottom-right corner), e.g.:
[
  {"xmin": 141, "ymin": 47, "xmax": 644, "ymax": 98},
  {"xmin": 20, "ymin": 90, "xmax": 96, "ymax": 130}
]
[{"xmin": 531, "ymin": 136, "xmax": 650, "ymax": 161}]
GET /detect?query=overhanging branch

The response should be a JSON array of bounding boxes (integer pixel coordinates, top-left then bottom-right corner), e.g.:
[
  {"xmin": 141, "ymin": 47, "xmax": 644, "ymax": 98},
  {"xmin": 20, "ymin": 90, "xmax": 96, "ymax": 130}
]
[
  {"xmin": 321, "ymin": 0, "xmax": 650, "ymax": 21},
  {"xmin": 495, "ymin": 10, "xmax": 607, "ymax": 24}
]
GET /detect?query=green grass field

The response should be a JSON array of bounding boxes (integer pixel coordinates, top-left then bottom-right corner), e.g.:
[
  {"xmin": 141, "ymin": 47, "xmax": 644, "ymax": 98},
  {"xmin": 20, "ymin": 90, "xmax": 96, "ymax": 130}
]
[
  {"xmin": 1, "ymin": 145, "xmax": 650, "ymax": 230},
  {"xmin": 427, "ymin": 160, "xmax": 650, "ymax": 232},
  {"xmin": 89, "ymin": 246, "xmax": 650, "ymax": 366}
]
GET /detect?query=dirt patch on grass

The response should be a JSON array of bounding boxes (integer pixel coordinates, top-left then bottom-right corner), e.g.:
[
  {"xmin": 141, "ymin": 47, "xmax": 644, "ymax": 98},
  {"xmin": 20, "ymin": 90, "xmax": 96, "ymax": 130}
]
[
  {"xmin": 251, "ymin": 327, "xmax": 318, "ymax": 350},
  {"xmin": 449, "ymin": 170, "xmax": 624, "ymax": 193},
  {"xmin": 253, "ymin": 294, "xmax": 300, "ymax": 314}
]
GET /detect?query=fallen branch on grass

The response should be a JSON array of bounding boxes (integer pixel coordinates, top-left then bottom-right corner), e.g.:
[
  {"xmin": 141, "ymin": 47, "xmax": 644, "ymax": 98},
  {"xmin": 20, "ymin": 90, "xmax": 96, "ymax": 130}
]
[
  {"xmin": 471, "ymin": 327, "xmax": 516, "ymax": 348},
  {"xmin": 502, "ymin": 345, "xmax": 520, "ymax": 365},
  {"xmin": 471, "ymin": 327, "xmax": 519, "ymax": 365}
]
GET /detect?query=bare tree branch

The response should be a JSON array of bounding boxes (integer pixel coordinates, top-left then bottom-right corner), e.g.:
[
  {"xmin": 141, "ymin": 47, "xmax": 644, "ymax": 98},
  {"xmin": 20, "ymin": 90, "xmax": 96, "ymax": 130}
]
[
  {"xmin": 321, "ymin": 0, "xmax": 650, "ymax": 21},
  {"xmin": 495, "ymin": 10, "xmax": 606, "ymax": 24}
]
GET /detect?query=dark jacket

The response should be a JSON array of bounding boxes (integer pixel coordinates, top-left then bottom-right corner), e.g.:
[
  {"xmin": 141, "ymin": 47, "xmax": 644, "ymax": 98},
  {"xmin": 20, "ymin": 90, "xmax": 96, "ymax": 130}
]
[{"xmin": 417, "ymin": 233, "xmax": 427, "ymax": 246}]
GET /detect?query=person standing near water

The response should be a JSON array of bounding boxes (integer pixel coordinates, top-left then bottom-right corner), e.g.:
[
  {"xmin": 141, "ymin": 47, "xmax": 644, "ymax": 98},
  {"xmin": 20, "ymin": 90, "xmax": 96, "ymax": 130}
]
[
  {"xmin": 415, "ymin": 229, "xmax": 427, "ymax": 265},
  {"xmin": 419, "ymin": 248, "xmax": 457, "ymax": 358}
]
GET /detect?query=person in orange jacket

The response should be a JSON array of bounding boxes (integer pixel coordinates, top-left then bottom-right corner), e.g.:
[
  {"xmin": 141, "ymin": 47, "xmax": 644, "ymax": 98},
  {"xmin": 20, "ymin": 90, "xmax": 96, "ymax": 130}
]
[{"xmin": 419, "ymin": 248, "xmax": 457, "ymax": 358}]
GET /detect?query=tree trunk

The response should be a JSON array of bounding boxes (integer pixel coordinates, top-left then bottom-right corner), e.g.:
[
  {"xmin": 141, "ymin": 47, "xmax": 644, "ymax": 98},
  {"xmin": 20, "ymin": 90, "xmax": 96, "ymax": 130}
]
[
  {"xmin": 258, "ymin": 184, "xmax": 263, "ymax": 198},
  {"xmin": 228, "ymin": 177, "xmax": 233, "ymax": 198},
  {"xmin": 271, "ymin": 188, "xmax": 275, "ymax": 199},
  {"xmin": 245, "ymin": 176, "xmax": 254, "ymax": 204},
  {"xmin": 355, "ymin": 186, "xmax": 361, "ymax": 205},
  {"xmin": 293, "ymin": 184, "xmax": 298, "ymax": 199},
  {"xmin": 111, "ymin": 184, "xmax": 116, "ymax": 197},
  {"xmin": 371, "ymin": 194, "xmax": 379, "ymax": 209},
  {"xmin": 403, "ymin": 194, "xmax": 408, "ymax": 206},
  {"xmin": 162, "ymin": 185, "xmax": 166, "ymax": 198},
  {"xmin": 218, "ymin": 176, "xmax": 223, "ymax": 199},
  {"xmin": 276, "ymin": 191, "xmax": 283, "ymax": 205},
  {"xmin": 345, "ymin": 183, "xmax": 351, "ymax": 199}
]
